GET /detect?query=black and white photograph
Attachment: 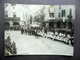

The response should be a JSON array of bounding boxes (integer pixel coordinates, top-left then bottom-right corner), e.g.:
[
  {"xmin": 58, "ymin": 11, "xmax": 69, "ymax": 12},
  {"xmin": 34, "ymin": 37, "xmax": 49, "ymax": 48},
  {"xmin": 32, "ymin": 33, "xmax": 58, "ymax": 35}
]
[{"xmin": 4, "ymin": 3, "xmax": 75, "ymax": 56}]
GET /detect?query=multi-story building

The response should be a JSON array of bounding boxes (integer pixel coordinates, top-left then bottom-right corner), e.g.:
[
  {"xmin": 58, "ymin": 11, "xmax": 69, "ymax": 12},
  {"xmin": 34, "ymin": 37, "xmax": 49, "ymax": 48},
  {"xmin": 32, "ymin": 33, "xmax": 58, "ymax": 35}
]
[
  {"xmin": 43, "ymin": 5, "xmax": 75, "ymax": 34},
  {"xmin": 4, "ymin": 3, "xmax": 31, "ymax": 30}
]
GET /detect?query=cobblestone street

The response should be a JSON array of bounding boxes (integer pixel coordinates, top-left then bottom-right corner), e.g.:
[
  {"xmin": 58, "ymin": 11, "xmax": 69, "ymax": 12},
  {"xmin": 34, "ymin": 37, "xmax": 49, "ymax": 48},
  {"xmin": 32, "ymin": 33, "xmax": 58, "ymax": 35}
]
[{"xmin": 5, "ymin": 31, "xmax": 74, "ymax": 56}]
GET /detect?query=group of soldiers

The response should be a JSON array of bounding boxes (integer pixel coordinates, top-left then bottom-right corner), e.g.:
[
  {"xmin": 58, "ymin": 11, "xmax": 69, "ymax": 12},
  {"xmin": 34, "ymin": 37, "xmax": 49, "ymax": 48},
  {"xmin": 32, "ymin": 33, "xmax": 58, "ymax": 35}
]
[
  {"xmin": 21, "ymin": 27, "xmax": 39, "ymax": 38},
  {"xmin": 20, "ymin": 26, "xmax": 47, "ymax": 37},
  {"xmin": 20, "ymin": 26, "xmax": 74, "ymax": 45},
  {"xmin": 4, "ymin": 36, "xmax": 17, "ymax": 56}
]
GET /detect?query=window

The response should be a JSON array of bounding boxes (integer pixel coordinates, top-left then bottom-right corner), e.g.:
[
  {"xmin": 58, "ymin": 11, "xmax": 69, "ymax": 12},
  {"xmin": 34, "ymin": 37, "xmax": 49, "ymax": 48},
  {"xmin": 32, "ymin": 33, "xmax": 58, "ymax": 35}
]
[
  {"xmin": 49, "ymin": 22, "xmax": 54, "ymax": 28},
  {"xmin": 13, "ymin": 22, "xmax": 19, "ymax": 25},
  {"xmin": 58, "ymin": 12, "xmax": 61, "ymax": 17},
  {"xmin": 62, "ymin": 10, "xmax": 66, "ymax": 17},
  {"xmin": 68, "ymin": 22, "xmax": 72, "ymax": 29},
  {"xmin": 11, "ymin": 4, "xmax": 15, "ymax": 6},
  {"xmin": 49, "ymin": 13, "xmax": 54, "ymax": 18},
  {"xmin": 5, "ymin": 10, "xmax": 8, "ymax": 15},
  {"xmin": 57, "ymin": 21, "xmax": 60, "ymax": 28},
  {"xmin": 13, "ymin": 15, "xmax": 16, "ymax": 17},
  {"xmin": 5, "ymin": 3, "xmax": 8, "ymax": 8},
  {"xmin": 63, "ymin": 22, "xmax": 66, "ymax": 28},
  {"xmin": 13, "ymin": 12, "xmax": 16, "ymax": 17},
  {"xmin": 49, "ymin": 7, "xmax": 54, "ymax": 18},
  {"xmin": 11, "ymin": 4, "xmax": 15, "ymax": 9},
  {"xmin": 5, "ymin": 10, "xmax": 8, "ymax": 17}
]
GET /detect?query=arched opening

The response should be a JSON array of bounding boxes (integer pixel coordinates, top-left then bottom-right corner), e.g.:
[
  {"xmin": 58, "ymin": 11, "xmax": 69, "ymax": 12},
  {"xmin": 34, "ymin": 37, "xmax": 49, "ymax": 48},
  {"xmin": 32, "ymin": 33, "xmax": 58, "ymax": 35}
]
[
  {"xmin": 49, "ymin": 22, "xmax": 54, "ymax": 28},
  {"xmin": 63, "ymin": 22, "xmax": 66, "ymax": 28},
  {"xmin": 13, "ymin": 22, "xmax": 19, "ymax": 25},
  {"xmin": 57, "ymin": 21, "xmax": 60, "ymax": 28},
  {"xmin": 13, "ymin": 22, "xmax": 20, "ymax": 30},
  {"xmin": 5, "ymin": 22, "xmax": 10, "ymax": 30},
  {"xmin": 5, "ymin": 22, "xmax": 10, "ymax": 26},
  {"xmin": 49, "ymin": 22, "xmax": 54, "ymax": 31},
  {"xmin": 68, "ymin": 22, "xmax": 72, "ymax": 29}
]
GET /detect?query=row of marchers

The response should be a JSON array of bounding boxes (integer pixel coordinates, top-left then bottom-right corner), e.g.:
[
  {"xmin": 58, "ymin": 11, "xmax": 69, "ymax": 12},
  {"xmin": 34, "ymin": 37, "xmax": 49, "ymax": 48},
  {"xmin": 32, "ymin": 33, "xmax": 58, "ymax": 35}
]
[{"xmin": 37, "ymin": 31, "xmax": 74, "ymax": 46}]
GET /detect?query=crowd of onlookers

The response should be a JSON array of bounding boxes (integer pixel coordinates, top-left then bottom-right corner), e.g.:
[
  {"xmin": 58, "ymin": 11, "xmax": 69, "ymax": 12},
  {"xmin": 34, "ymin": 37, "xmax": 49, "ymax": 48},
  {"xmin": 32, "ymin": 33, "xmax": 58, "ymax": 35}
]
[
  {"xmin": 4, "ymin": 36, "xmax": 17, "ymax": 56},
  {"xmin": 39, "ymin": 31, "xmax": 74, "ymax": 46},
  {"xmin": 20, "ymin": 26, "xmax": 74, "ymax": 46},
  {"xmin": 5, "ymin": 26, "xmax": 74, "ymax": 46}
]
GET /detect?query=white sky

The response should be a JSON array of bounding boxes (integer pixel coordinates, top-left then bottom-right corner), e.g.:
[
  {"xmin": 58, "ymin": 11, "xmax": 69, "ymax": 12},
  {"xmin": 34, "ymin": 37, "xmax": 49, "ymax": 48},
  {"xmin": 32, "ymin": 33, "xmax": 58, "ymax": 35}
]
[{"xmin": 29, "ymin": 5, "xmax": 44, "ymax": 15}]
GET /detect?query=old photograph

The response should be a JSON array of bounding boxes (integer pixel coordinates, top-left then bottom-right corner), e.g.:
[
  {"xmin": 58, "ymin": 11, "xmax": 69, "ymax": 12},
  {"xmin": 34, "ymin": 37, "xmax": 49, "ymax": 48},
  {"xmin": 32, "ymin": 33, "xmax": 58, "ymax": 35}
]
[{"xmin": 4, "ymin": 3, "xmax": 75, "ymax": 56}]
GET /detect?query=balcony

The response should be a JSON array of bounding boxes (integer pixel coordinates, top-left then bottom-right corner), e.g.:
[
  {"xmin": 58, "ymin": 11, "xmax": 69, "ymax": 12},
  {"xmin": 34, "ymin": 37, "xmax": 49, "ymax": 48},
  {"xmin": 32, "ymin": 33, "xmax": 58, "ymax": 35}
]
[{"xmin": 49, "ymin": 13, "xmax": 55, "ymax": 20}]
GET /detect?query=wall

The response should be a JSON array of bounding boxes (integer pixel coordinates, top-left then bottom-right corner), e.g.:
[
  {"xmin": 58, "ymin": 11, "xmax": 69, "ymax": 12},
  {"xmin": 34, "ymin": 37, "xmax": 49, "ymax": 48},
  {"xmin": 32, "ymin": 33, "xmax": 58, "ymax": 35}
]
[{"xmin": 44, "ymin": 5, "xmax": 75, "ymax": 21}]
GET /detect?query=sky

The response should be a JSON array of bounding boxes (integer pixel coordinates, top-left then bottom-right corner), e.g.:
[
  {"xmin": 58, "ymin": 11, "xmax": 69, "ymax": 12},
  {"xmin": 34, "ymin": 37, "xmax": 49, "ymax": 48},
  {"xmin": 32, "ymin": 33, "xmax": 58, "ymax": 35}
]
[{"xmin": 28, "ymin": 5, "xmax": 44, "ymax": 15}]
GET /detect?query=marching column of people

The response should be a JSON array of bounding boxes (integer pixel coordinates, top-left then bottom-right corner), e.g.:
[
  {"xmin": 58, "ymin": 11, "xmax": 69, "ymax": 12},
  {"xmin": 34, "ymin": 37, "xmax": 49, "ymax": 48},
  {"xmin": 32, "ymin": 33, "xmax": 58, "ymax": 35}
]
[
  {"xmin": 20, "ymin": 26, "xmax": 74, "ymax": 46},
  {"xmin": 5, "ymin": 25, "xmax": 74, "ymax": 46},
  {"xmin": 4, "ymin": 26, "xmax": 74, "ymax": 56}
]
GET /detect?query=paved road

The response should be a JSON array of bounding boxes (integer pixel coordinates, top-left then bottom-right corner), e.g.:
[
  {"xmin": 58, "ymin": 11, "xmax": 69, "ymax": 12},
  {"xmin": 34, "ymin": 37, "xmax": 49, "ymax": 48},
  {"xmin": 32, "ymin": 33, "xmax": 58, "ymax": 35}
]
[{"xmin": 5, "ymin": 31, "xmax": 74, "ymax": 56}]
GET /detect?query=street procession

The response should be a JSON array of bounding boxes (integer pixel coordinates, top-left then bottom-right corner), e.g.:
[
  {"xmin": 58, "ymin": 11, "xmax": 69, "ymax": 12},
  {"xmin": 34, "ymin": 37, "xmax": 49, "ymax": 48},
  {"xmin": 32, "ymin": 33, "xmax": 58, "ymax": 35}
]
[{"xmin": 4, "ymin": 3, "xmax": 75, "ymax": 56}]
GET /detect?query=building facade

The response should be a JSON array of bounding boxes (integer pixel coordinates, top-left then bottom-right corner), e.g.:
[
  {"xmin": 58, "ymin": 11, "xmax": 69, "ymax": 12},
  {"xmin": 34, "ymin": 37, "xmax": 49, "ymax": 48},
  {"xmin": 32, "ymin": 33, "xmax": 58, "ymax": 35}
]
[
  {"xmin": 4, "ymin": 3, "xmax": 31, "ymax": 30},
  {"xmin": 43, "ymin": 5, "xmax": 75, "ymax": 35}
]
